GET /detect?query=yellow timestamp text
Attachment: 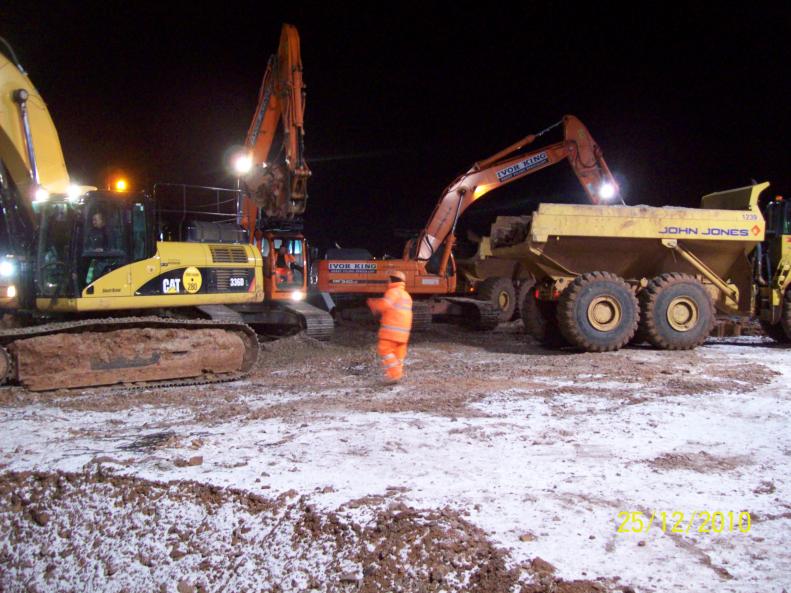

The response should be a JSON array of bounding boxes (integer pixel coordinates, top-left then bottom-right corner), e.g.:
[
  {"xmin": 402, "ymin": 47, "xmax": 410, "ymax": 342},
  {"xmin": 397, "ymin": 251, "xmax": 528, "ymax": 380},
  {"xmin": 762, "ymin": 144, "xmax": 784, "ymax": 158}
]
[{"xmin": 616, "ymin": 511, "xmax": 751, "ymax": 534}]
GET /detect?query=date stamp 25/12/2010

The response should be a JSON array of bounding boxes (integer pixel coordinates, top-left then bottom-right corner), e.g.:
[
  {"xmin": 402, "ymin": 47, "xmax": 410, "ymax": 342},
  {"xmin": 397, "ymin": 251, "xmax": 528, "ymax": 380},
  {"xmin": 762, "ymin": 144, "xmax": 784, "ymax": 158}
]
[{"xmin": 617, "ymin": 511, "xmax": 751, "ymax": 534}]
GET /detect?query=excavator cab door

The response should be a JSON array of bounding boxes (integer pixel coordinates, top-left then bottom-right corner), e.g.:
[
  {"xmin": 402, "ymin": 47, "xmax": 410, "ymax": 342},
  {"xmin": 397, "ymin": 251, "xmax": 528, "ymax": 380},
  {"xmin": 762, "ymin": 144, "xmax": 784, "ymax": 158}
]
[
  {"xmin": 36, "ymin": 201, "xmax": 79, "ymax": 298},
  {"xmin": 259, "ymin": 233, "xmax": 307, "ymax": 300},
  {"xmin": 271, "ymin": 236, "xmax": 306, "ymax": 296},
  {"xmin": 80, "ymin": 197, "xmax": 131, "ymax": 290},
  {"xmin": 764, "ymin": 199, "xmax": 791, "ymax": 277}
]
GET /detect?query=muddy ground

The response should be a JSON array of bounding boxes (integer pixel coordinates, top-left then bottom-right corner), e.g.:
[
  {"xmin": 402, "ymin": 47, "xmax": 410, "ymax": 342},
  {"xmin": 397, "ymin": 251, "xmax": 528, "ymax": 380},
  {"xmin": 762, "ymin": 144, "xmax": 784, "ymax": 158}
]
[{"xmin": 1, "ymin": 320, "xmax": 789, "ymax": 592}]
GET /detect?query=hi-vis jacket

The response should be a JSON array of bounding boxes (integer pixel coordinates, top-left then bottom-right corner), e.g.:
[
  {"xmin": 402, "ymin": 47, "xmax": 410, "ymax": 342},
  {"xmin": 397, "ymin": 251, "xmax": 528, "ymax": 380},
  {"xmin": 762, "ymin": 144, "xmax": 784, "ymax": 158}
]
[{"xmin": 368, "ymin": 281, "xmax": 413, "ymax": 342}]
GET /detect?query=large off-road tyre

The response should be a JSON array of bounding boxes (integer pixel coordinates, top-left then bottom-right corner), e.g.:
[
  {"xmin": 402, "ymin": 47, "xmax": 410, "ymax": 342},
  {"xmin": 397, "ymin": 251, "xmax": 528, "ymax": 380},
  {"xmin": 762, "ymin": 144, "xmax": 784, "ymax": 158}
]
[
  {"xmin": 477, "ymin": 277, "xmax": 517, "ymax": 323},
  {"xmin": 557, "ymin": 272, "xmax": 638, "ymax": 352},
  {"xmin": 515, "ymin": 276, "xmax": 536, "ymax": 322},
  {"xmin": 629, "ymin": 323, "xmax": 649, "ymax": 345},
  {"xmin": 780, "ymin": 289, "xmax": 791, "ymax": 342},
  {"xmin": 521, "ymin": 289, "xmax": 567, "ymax": 347},
  {"xmin": 638, "ymin": 273, "xmax": 715, "ymax": 350},
  {"xmin": 759, "ymin": 318, "xmax": 788, "ymax": 343},
  {"xmin": 0, "ymin": 346, "xmax": 12, "ymax": 385},
  {"xmin": 762, "ymin": 289, "xmax": 791, "ymax": 343}
]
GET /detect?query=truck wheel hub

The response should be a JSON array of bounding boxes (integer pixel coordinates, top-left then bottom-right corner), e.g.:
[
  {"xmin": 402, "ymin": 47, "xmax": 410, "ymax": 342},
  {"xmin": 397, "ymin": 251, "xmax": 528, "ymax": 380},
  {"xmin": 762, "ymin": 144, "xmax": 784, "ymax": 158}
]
[
  {"xmin": 587, "ymin": 296, "xmax": 621, "ymax": 331},
  {"xmin": 667, "ymin": 296, "xmax": 698, "ymax": 331},
  {"xmin": 498, "ymin": 291, "xmax": 511, "ymax": 310}
]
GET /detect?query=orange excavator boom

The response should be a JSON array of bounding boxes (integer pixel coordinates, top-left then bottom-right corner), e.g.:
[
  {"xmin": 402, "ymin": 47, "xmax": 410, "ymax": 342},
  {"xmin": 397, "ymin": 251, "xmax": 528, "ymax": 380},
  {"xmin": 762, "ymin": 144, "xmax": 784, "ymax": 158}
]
[
  {"xmin": 240, "ymin": 24, "xmax": 310, "ymax": 233},
  {"xmin": 413, "ymin": 115, "xmax": 617, "ymax": 262}
]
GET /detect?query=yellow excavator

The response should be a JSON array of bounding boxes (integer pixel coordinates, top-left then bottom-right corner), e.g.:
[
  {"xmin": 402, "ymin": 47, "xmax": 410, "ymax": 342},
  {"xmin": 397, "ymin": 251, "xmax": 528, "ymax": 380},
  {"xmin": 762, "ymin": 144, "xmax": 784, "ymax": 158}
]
[{"xmin": 0, "ymin": 26, "xmax": 328, "ymax": 391}]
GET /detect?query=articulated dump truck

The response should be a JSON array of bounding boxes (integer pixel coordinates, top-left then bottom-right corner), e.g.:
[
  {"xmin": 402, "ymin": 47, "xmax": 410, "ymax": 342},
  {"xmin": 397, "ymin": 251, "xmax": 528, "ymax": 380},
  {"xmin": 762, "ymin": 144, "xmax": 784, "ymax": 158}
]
[{"xmin": 488, "ymin": 182, "xmax": 787, "ymax": 352}]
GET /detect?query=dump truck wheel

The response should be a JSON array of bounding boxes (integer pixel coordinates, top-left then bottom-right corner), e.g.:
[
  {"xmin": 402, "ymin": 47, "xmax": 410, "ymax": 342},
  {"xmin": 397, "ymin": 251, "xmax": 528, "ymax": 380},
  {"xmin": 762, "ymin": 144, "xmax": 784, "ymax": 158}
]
[
  {"xmin": 630, "ymin": 289, "xmax": 652, "ymax": 345},
  {"xmin": 522, "ymin": 289, "xmax": 567, "ymax": 347},
  {"xmin": 780, "ymin": 290, "xmax": 791, "ymax": 342},
  {"xmin": 477, "ymin": 277, "xmax": 516, "ymax": 323},
  {"xmin": 515, "ymin": 276, "xmax": 536, "ymax": 322},
  {"xmin": 557, "ymin": 272, "xmax": 638, "ymax": 352},
  {"xmin": 0, "ymin": 347, "xmax": 12, "ymax": 385},
  {"xmin": 760, "ymin": 319, "xmax": 788, "ymax": 343},
  {"xmin": 639, "ymin": 273, "xmax": 715, "ymax": 350}
]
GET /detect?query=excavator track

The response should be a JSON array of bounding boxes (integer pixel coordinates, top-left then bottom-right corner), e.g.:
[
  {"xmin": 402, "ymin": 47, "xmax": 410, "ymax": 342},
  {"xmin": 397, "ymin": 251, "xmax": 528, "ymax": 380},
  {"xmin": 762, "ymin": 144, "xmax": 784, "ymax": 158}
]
[
  {"xmin": 288, "ymin": 301, "xmax": 335, "ymax": 341},
  {"xmin": 442, "ymin": 296, "xmax": 501, "ymax": 330},
  {"xmin": 411, "ymin": 302, "xmax": 433, "ymax": 332},
  {"xmin": 0, "ymin": 317, "xmax": 259, "ymax": 392},
  {"xmin": 229, "ymin": 300, "xmax": 334, "ymax": 341}
]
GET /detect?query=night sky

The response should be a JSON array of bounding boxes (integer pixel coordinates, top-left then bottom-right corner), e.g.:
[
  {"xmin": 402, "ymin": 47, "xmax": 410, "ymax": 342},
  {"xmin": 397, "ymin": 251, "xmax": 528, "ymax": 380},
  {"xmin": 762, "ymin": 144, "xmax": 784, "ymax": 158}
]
[{"xmin": 3, "ymin": 3, "xmax": 789, "ymax": 257}]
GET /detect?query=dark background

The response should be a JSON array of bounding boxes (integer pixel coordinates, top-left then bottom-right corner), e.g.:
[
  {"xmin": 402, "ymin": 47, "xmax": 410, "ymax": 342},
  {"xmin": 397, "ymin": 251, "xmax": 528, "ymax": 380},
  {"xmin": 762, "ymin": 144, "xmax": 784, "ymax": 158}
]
[{"xmin": 3, "ymin": 3, "xmax": 789, "ymax": 256}]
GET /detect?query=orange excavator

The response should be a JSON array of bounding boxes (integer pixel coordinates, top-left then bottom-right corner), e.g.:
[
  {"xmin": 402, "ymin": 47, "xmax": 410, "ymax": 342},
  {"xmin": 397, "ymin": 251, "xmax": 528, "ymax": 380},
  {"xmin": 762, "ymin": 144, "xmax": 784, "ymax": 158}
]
[
  {"xmin": 317, "ymin": 115, "xmax": 618, "ymax": 329},
  {"xmin": 215, "ymin": 23, "xmax": 332, "ymax": 338}
]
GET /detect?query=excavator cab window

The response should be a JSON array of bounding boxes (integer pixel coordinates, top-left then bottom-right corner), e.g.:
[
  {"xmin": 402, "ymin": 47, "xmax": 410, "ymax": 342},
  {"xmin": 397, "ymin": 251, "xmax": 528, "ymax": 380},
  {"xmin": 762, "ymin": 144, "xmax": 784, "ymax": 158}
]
[
  {"xmin": 765, "ymin": 200, "xmax": 791, "ymax": 237},
  {"xmin": 272, "ymin": 237, "xmax": 305, "ymax": 290},
  {"xmin": 37, "ymin": 202, "xmax": 77, "ymax": 297},
  {"xmin": 81, "ymin": 199, "xmax": 129, "ymax": 287}
]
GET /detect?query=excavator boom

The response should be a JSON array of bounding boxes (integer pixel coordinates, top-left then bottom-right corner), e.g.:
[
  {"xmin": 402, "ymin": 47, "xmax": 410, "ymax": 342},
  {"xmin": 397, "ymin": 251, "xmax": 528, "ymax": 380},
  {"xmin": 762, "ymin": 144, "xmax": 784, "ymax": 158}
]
[
  {"xmin": 415, "ymin": 115, "xmax": 616, "ymax": 260},
  {"xmin": 240, "ymin": 24, "xmax": 310, "ymax": 229},
  {"xmin": 0, "ymin": 50, "xmax": 71, "ymax": 221}
]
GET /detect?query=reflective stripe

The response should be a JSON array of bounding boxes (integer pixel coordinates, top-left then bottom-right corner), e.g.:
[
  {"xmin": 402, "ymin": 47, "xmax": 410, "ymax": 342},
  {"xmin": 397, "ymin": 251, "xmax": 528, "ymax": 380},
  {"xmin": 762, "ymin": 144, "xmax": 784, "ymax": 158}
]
[
  {"xmin": 383, "ymin": 361, "xmax": 400, "ymax": 369},
  {"xmin": 393, "ymin": 304, "xmax": 411, "ymax": 311},
  {"xmin": 381, "ymin": 353, "xmax": 397, "ymax": 361},
  {"xmin": 381, "ymin": 324, "xmax": 410, "ymax": 333}
]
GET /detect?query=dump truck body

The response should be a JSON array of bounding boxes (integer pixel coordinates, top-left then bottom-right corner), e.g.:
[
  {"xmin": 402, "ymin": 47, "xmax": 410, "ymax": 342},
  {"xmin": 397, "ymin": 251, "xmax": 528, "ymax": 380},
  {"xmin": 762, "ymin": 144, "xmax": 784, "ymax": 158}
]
[{"xmin": 489, "ymin": 183, "xmax": 769, "ymax": 352}]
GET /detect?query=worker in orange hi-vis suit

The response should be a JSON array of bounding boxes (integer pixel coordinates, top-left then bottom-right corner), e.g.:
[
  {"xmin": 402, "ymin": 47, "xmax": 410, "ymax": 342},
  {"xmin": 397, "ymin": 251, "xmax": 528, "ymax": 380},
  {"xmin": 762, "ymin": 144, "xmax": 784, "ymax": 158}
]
[
  {"xmin": 367, "ymin": 271, "xmax": 413, "ymax": 384},
  {"xmin": 275, "ymin": 244, "xmax": 297, "ymax": 284}
]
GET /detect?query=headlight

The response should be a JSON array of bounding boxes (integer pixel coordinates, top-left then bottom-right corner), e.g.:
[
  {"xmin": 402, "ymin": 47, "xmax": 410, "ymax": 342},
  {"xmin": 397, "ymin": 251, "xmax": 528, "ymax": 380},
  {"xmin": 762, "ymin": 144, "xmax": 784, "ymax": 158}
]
[
  {"xmin": 598, "ymin": 182, "xmax": 617, "ymax": 200},
  {"xmin": 290, "ymin": 290, "xmax": 305, "ymax": 301},
  {"xmin": 233, "ymin": 153, "xmax": 253, "ymax": 175},
  {"xmin": 34, "ymin": 187, "xmax": 50, "ymax": 202},
  {"xmin": 0, "ymin": 261, "xmax": 15, "ymax": 277},
  {"xmin": 67, "ymin": 184, "xmax": 83, "ymax": 201},
  {"xmin": 6, "ymin": 285, "xmax": 17, "ymax": 298}
]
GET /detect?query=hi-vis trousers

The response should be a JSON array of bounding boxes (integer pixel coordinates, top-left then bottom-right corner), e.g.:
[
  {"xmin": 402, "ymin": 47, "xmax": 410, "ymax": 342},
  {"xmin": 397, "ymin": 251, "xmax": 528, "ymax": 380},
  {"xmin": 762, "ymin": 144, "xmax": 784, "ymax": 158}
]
[{"xmin": 377, "ymin": 339, "xmax": 408, "ymax": 382}]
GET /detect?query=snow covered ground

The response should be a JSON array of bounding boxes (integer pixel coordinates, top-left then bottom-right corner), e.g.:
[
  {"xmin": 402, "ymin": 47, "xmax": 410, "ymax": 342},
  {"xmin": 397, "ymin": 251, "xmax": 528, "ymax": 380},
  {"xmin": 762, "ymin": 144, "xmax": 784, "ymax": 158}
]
[{"xmin": 1, "ymin": 326, "xmax": 789, "ymax": 592}]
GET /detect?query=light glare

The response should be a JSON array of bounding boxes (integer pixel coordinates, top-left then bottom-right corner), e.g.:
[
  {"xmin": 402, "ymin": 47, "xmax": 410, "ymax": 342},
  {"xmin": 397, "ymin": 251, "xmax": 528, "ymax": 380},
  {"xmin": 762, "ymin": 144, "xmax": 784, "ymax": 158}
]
[
  {"xmin": 34, "ymin": 187, "xmax": 50, "ymax": 202},
  {"xmin": 67, "ymin": 184, "xmax": 82, "ymax": 201},
  {"xmin": 599, "ymin": 182, "xmax": 617, "ymax": 200},
  {"xmin": 233, "ymin": 153, "xmax": 253, "ymax": 175}
]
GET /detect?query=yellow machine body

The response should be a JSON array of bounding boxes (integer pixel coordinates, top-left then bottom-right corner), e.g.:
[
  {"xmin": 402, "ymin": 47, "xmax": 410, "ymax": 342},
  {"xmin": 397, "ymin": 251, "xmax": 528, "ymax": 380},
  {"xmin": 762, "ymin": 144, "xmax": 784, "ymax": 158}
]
[
  {"xmin": 491, "ymin": 183, "xmax": 768, "ymax": 315},
  {"xmin": 36, "ymin": 241, "xmax": 263, "ymax": 312}
]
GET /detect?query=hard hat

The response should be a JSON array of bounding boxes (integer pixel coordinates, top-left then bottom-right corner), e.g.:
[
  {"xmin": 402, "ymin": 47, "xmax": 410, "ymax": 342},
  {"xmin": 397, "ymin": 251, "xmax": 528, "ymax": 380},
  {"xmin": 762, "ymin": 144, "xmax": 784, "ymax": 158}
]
[{"xmin": 389, "ymin": 270, "xmax": 406, "ymax": 282}]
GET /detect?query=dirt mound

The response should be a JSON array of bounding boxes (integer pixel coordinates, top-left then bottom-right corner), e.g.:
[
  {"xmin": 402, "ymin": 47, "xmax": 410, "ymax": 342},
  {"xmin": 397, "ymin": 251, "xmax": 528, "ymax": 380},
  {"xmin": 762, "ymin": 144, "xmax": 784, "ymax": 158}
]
[
  {"xmin": 0, "ymin": 470, "xmax": 525, "ymax": 593},
  {"xmin": 647, "ymin": 450, "xmax": 751, "ymax": 473}
]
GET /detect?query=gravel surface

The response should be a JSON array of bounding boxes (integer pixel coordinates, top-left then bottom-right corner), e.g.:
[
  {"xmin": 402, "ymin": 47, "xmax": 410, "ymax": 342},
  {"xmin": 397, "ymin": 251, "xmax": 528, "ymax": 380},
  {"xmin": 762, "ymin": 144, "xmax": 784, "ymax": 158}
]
[{"xmin": 1, "ymin": 319, "xmax": 789, "ymax": 592}]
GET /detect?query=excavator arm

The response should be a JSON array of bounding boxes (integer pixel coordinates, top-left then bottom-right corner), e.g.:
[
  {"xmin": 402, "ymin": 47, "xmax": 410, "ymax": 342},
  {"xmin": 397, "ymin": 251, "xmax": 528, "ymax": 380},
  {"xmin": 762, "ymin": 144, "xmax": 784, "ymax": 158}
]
[
  {"xmin": 413, "ymin": 115, "xmax": 617, "ymax": 261},
  {"xmin": 240, "ymin": 24, "xmax": 310, "ymax": 232},
  {"xmin": 1, "ymin": 48, "xmax": 72, "ymax": 229}
]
